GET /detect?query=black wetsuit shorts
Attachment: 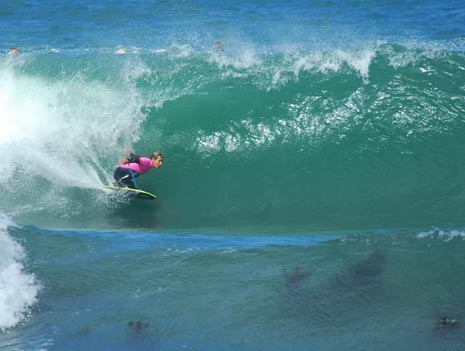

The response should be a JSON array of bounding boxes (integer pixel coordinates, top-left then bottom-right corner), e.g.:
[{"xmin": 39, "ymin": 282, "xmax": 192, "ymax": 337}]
[{"xmin": 114, "ymin": 167, "xmax": 139, "ymax": 188}]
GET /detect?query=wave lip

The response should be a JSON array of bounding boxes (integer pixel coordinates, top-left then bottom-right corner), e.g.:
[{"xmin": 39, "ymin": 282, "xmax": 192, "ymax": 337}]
[{"xmin": 0, "ymin": 214, "xmax": 39, "ymax": 331}]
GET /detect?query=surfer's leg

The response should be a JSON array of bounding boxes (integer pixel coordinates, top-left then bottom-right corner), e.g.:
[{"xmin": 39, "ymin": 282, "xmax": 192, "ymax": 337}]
[{"xmin": 113, "ymin": 168, "xmax": 136, "ymax": 188}]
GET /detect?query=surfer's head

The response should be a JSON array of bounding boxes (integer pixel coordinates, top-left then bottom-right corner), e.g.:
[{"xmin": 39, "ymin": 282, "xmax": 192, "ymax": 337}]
[{"xmin": 151, "ymin": 151, "xmax": 163, "ymax": 168}]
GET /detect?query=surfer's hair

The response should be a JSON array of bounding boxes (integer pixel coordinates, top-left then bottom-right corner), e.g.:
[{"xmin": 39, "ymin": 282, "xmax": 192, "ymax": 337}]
[{"xmin": 152, "ymin": 151, "xmax": 163, "ymax": 159}]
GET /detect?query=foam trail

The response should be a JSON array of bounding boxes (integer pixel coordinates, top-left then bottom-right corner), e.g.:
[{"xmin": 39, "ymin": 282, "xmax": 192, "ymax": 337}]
[{"xmin": 0, "ymin": 214, "xmax": 39, "ymax": 331}]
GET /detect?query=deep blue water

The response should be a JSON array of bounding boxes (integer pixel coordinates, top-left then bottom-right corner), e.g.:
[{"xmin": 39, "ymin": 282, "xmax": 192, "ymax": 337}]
[{"xmin": 2, "ymin": 0, "xmax": 465, "ymax": 52}]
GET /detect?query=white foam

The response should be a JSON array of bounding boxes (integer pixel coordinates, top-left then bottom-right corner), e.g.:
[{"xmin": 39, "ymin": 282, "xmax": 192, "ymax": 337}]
[
  {"xmin": 209, "ymin": 44, "xmax": 260, "ymax": 70},
  {"xmin": 0, "ymin": 214, "xmax": 39, "ymax": 331},
  {"xmin": 114, "ymin": 48, "xmax": 127, "ymax": 55},
  {"xmin": 114, "ymin": 45, "xmax": 141, "ymax": 55},
  {"xmin": 0, "ymin": 59, "xmax": 146, "ymax": 191},
  {"xmin": 292, "ymin": 47, "xmax": 377, "ymax": 78},
  {"xmin": 417, "ymin": 228, "xmax": 465, "ymax": 241}
]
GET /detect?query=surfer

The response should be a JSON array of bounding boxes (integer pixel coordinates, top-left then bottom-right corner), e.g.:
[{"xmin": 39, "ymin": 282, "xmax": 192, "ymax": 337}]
[{"xmin": 113, "ymin": 151, "xmax": 163, "ymax": 189}]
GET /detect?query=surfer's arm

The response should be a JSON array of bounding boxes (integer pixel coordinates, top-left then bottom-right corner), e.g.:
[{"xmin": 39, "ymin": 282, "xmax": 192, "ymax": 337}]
[
  {"xmin": 127, "ymin": 152, "xmax": 140, "ymax": 163},
  {"xmin": 119, "ymin": 151, "xmax": 141, "ymax": 164}
]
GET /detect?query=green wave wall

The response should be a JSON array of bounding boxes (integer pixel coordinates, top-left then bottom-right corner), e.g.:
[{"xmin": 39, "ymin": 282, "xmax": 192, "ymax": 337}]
[{"xmin": 1, "ymin": 43, "xmax": 465, "ymax": 230}]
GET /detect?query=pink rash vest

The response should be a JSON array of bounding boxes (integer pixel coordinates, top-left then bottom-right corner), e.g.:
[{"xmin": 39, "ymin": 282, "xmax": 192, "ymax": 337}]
[{"xmin": 120, "ymin": 157, "xmax": 154, "ymax": 175}]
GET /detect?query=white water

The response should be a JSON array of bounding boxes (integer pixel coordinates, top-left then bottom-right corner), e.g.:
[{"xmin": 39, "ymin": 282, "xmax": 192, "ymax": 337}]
[
  {"xmin": 0, "ymin": 57, "xmax": 156, "ymax": 223},
  {"xmin": 0, "ymin": 214, "xmax": 39, "ymax": 331},
  {"xmin": 0, "ymin": 59, "xmax": 145, "ymax": 189}
]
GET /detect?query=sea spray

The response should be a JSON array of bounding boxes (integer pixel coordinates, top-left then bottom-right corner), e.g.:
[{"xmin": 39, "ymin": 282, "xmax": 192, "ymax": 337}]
[
  {"xmin": 0, "ymin": 56, "xmax": 154, "ymax": 220},
  {"xmin": 0, "ymin": 57, "xmax": 146, "ymax": 189}
]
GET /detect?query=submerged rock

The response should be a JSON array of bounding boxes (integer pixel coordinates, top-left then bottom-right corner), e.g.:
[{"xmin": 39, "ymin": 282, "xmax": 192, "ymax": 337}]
[
  {"xmin": 434, "ymin": 316, "xmax": 459, "ymax": 330},
  {"xmin": 128, "ymin": 320, "xmax": 149, "ymax": 331}
]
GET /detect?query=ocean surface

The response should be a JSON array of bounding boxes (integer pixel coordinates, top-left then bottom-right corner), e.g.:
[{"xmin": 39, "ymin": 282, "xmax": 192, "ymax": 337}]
[{"xmin": 1, "ymin": 0, "xmax": 465, "ymax": 350}]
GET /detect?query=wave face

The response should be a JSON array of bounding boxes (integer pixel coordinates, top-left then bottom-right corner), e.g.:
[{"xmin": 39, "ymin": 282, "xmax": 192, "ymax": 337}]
[{"xmin": 1, "ymin": 43, "xmax": 465, "ymax": 230}]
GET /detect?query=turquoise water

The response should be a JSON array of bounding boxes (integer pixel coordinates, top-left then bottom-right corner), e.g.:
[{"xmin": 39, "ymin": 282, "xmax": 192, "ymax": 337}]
[
  {"xmin": 4, "ymin": 225, "xmax": 465, "ymax": 350},
  {"xmin": 3, "ymin": 45, "xmax": 465, "ymax": 231},
  {"xmin": 1, "ymin": 0, "xmax": 465, "ymax": 350}
]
